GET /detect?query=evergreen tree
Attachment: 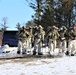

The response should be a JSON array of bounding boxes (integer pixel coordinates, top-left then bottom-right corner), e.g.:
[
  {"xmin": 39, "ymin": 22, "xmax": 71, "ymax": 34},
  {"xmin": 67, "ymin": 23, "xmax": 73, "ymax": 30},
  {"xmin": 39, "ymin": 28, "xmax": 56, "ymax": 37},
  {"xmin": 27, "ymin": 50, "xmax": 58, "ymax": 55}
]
[
  {"xmin": 25, "ymin": 0, "xmax": 76, "ymax": 30},
  {"xmin": 16, "ymin": 23, "xmax": 21, "ymax": 30}
]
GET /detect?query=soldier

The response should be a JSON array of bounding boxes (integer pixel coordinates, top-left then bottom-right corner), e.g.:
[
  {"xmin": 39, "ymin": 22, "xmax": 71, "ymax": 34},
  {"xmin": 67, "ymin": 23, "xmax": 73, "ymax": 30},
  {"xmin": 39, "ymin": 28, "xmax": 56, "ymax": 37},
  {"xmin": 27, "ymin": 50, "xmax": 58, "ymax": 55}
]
[
  {"xmin": 67, "ymin": 23, "xmax": 76, "ymax": 56},
  {"xmin": 33, "ymin": 25, "xmax": 45, "ymax": 55},
  {"xmin": 47, "ymin": 26, "xmax": 60, "ymax": 55},
  {"xmin": 28, "ymin": 26, "xmax": 34, "ymax": 49},
  {"xmin": 32, "ymin": 26, "xmax": 39, "ymax": 47},
  {"xmin": 17, "ymin": 26, "xmax": 29, "ymax": 54},
  {"xmin": 58, "ymin": 26, "xmax": 67, "ymax": 55}
]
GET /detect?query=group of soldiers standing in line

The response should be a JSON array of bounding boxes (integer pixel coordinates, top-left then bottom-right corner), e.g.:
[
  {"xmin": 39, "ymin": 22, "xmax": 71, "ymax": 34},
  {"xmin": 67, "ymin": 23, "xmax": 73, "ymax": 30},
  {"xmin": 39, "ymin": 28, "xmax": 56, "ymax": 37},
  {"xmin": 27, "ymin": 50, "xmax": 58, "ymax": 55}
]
[{"xmin": 17, "ymin": 23, "xmax": 76, "ymax": 56}]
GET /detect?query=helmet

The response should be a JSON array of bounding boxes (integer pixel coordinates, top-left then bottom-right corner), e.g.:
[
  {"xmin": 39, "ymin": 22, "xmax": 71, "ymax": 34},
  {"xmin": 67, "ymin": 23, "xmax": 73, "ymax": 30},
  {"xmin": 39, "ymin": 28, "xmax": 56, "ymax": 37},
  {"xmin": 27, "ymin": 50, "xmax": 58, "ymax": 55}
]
[
  {"xmin": 39, "ymin": 25, "xmax": 43, "ymax": 29},
  {"xmin": 52, "ymin": 25, "xmax": 58, "ymax": 29}
]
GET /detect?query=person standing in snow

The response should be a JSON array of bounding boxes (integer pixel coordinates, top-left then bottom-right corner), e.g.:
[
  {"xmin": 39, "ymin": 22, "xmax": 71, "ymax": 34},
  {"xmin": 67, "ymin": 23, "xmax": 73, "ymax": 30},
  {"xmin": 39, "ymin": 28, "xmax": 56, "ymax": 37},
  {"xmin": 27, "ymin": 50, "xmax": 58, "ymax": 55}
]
[
  {"xmin": 27, "ymin": 26, "xmax": 34, "ymax": 49},
  {"xmin": 58, "ymin": 26, "xmax": 67, "ymax": 55},
  {"xmin": 33, "ymin": 25, "xmax": 45, "ymax": 55},
  {"xmin": 17, "ymin": 26, "xmax": 29, "ymax": 54},
  {"xmin": 47, "ymin": 26, "xmax": 60, "ymax": 55},
  {"xmin": 67, "ymin": 23, "xmax": 76, "ymax": 56}
]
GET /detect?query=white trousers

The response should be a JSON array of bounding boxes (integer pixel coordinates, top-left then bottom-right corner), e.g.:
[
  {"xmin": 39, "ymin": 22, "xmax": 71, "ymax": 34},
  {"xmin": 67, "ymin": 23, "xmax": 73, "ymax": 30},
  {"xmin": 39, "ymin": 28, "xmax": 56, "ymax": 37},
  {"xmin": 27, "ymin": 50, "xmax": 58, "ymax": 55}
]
[
  {"xmin": 59, "ymin": 40, "xmax": 67, "ymax": 53},
  {"xmin": 34, "ymin": 39, "xmax": 42, "ymax": 53},
  {"xmin": 27, "ymin": 38, "xmax": 32, "ymax": 49},
  {"xmin": 18, "ymin": 40, "xmax": 27, "ymax": 54},
  {"xmin": 48, "ymin": 39, "xmax": 57, "ymax": 54},
  {"xmin": 67, "ymin": 40, "xmax": 76, "ymax": 54}
]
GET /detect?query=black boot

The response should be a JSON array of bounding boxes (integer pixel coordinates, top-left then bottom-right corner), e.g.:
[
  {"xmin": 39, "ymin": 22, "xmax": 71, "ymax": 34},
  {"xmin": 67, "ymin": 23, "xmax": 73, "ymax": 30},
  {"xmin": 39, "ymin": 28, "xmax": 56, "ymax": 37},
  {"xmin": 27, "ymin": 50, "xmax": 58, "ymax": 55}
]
[
  {"xmin": 33, "ymin": 50, "xmax": 36, "ymax": 55},
  {"xmin": 38, "ymin": 52, "xmax": 43, "ymax": 55},
  {"xmin": 17, "ymin": 50, "xmax": 20, "ymax": 54},
  {"xmin": 65, "ymin": 51, "xmax": 69, "ymax": 55},
  {"xmin": 22, "ymin": 52, "xmax": 26, "ymax": 54},
  {"xmin": 71, "ymin": 54, "xmax": 74, "ymax": 56},
  {"xmin": 22, "ymin": 50, "xmax": 26, "ymax": 54}
]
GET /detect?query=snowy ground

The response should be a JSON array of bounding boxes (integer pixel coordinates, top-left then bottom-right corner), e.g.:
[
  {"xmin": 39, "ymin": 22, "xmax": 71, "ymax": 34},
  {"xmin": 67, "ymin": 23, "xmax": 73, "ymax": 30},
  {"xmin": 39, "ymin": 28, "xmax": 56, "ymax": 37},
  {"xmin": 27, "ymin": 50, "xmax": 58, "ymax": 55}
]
[
  {"xmin": 0, "ymin": 56, "xmax": 76, "ymax": 75},
  {"xmin": 0, "ymin": 45, "xmax": 76, "ymax": 75}
]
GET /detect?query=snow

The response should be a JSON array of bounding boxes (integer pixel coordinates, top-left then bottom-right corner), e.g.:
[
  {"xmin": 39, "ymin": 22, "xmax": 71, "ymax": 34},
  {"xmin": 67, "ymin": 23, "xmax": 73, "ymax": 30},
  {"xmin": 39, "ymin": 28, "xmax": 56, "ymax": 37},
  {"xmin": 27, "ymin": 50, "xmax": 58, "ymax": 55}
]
[
  {"xmin": 0, "ymin": 46, "xmax": 76, "ymax": 75},
  {"xmin": 0, "ymin": 45, "xmax": 60, "ymax": 57},
  {"xmin": 0, "ymin": 56, "xmax": 76, "ymax": 75},
  {"xmin": 0, "ymin": 45, "xmax": 18, "ymax": 57}
]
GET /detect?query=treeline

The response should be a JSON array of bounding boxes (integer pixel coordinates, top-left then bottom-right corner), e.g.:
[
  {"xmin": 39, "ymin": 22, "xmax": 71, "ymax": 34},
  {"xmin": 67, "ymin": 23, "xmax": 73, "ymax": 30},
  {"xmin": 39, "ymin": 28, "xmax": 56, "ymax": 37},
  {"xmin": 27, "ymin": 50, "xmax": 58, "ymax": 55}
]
[{"xmin": 26, "ymin": 0, "xmax": 76, "ymax": 31}]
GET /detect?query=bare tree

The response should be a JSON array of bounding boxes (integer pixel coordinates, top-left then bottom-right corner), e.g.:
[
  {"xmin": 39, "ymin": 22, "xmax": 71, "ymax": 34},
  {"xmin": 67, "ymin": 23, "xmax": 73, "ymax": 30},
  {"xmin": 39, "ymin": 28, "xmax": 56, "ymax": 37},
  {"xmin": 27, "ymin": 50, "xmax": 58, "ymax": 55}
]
[{"xmin": 1, "ymin": 17, "xmax": 8, "ymax": 31}]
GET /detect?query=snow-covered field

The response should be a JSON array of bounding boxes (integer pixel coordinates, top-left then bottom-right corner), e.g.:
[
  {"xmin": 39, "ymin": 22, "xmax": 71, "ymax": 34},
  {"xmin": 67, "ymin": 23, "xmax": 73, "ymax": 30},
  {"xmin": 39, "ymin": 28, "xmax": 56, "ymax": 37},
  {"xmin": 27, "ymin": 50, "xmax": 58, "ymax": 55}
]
[
  {"xmin": 0, "ymin": 56, "xmax": 76, "ymax": 75},
  {"xmin": 0, "ymin": 45, "xmax": 76, "ymax": 75}
]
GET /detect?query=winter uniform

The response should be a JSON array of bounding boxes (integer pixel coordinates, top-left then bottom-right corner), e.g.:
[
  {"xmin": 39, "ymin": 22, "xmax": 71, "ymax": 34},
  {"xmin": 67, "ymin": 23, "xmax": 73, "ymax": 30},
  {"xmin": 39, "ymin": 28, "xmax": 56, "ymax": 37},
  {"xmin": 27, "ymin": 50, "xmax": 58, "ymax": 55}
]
[
  {"xmin": 58, "ymin": 26, "xmax": 67, "ymax": 55},
  {"xmin": 27, "ymin": 26, "xmax": 34, "ymax": 49},
  {"xmin": 17, "ymin": 26, "xmax": 29, "ymax": 54},
  {"xmin": 67, "ymin": 24, "xmax": 76, "ymax": 56},
  {"xmin": 47, "ymin": 26, "xmax": 59, "ymax": 55},
  {"xmin": 33, "ymin": 25, "xmax": 45, "ymax": 55}
]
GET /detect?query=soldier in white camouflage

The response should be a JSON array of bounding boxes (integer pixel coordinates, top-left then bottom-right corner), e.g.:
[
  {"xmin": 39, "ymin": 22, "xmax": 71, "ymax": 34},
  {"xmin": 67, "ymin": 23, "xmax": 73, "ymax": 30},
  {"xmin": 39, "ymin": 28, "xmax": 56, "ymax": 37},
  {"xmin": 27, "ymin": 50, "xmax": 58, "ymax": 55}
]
[
  {"xmin": 67, "ymin": 23, "xmax": 76, "ymax": 56},
  {"xmin": 47, "ymin": 26, "xmax": 60, "ymax": 55},
  {"xmin": 33, "ymin": 25, "xmax": 45, "ymax": 55},
  {"xmin": 17, "ymin": 26, "xmax": 29, "ymax": 54},
  {"xmin": 58, "ymin": 26, "xmax": 67, "ymax": 55},
  {"xmin": 27, "ymin": 26, "xmax": 34, "ymax": 49}
]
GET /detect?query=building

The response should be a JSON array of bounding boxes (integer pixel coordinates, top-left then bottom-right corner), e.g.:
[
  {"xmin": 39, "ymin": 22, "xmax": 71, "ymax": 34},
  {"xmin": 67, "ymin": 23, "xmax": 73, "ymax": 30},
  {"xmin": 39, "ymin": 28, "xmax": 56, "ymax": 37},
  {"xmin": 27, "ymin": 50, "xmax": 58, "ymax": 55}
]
[
  {"xmin": 0, "ymin": 30, "xmax": 3, "ymax": 46},
  {"xmin": 2, "ymin": 30, "xmax": 18, "ymax": 47}
]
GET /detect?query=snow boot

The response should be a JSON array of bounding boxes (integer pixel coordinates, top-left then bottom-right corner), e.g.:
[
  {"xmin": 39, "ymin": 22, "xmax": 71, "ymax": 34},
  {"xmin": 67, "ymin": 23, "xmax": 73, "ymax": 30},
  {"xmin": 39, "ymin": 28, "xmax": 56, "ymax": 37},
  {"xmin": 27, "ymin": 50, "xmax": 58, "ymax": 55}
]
[
  {"xmin": 71, "ymin": 54, "xmax": 74, "ymax": 56},
  {"xmin": 22, "ymin": 50, "xmax": 26, "ymax": 54},
  {"xmin": 65, "ymin": 51, "xmax": 69, "ymax": 56},
  {"xmin": 38, "ymin": 52, "xmax": 43, "ymax": 55},
  {"xmin": 33, "ymin": 50, "xmax": 36, "ymax": 55},
  {"xmin": 17, "ymin": 50, "xmax": 20, "ymax": 54}
]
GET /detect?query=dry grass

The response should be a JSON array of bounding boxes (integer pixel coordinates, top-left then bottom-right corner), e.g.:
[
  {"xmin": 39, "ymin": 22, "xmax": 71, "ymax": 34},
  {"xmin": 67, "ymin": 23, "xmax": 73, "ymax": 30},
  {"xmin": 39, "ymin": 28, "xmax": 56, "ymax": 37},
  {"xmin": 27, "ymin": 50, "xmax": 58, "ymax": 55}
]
[
  {"xmin": 0, "ymin": 55, "xmax": 61, "ymax": 65},
  {"xmin": 0, "ymin": 58, "xmax": 38, "ymax": 65}
]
